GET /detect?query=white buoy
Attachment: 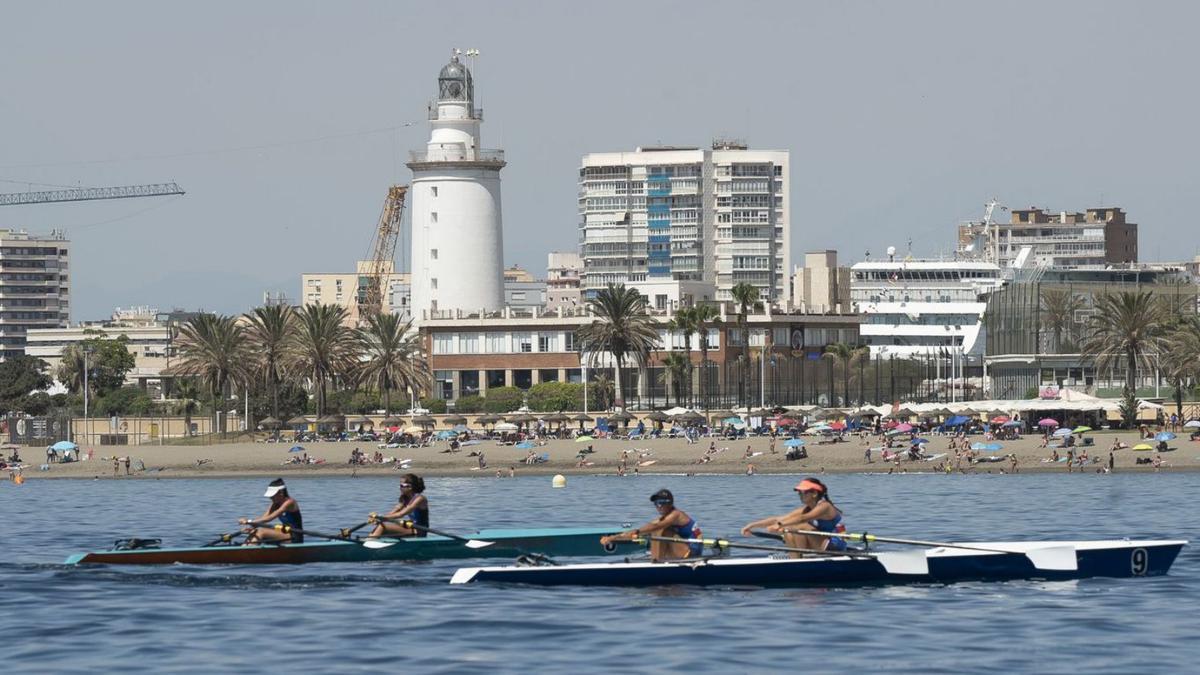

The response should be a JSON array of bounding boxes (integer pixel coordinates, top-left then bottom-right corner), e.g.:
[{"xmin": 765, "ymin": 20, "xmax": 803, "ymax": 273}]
[{"xmin": 552, "ymin": 474, "xmax": 567, "ymax": 488}]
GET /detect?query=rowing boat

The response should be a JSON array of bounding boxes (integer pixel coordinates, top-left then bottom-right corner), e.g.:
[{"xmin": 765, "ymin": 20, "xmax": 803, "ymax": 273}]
[
  {"xmin": 65, "ymin": 526, "xmax": 637, "ymax": 565},
  {"xmin": 450, "ymin": 539, "xmax": 1187, "ymax": 587}
]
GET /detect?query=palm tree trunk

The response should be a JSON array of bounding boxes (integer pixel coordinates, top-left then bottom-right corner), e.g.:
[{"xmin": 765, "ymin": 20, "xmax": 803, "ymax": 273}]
[
  {"xmin": 613, "ymin": 356, "xmax": 624, "ymax": 410},
  {"xmin": 1126, "ymin": 348, "xmax": 1138, "ymax": 396},
  {"xmin": 271, "ymin": 371, "xmax": 280, "ymax": 420},
  {"xmin": 699, "ymin": 344, "xmax": 709, "ymax": 414}
]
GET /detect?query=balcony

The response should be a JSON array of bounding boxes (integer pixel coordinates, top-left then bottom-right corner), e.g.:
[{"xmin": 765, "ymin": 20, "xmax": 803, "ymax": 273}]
[{"xmin": 408, "ymin": 147, "xmax": 505, "ymax": 167}]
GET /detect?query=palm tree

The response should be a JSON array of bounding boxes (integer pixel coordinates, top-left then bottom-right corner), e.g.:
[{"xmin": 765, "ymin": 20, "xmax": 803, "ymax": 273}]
[
  {"xmin": 173, "ymin": 377, "xmax": 202, "ymax": 436},
  {"xmin": 689, "ymin": 304, "xmax": 721, "ymax": 412},
  {"xmin": 357, "ymin": 313, "xmax": 429, "ymax": 415},
  {"xmin": 1040, "ymin": 289, "xmax": 1086, "ymax": 352},
  {"xmin": 667, "ymin": 310, "xmax": 697, "ymax": 407},
  {"xmin": 289, "ymin": 303, "xmax": 358, "ymax": 416},
  {"xmin": 660, "ymin": 352, "xmax": 690, "ymax": 407},
  {"xmin": 576, "ymin": 284, "xmax": 660, "ymax": 410},
  {"xmin": 731, "ymin": 282, "xmax": 762, "ymax": 407},
  {"xmin": 172, "ymin": 314, "xmax": 251, "ymax": 434},
  {"xmin": 1161, "ymin": 314, "xmax": 1200, "ymax": 418},
  {"xmin": 57, "ymin": 343, "xmax": 87, "ymax": 396},
  {"xmin": 590, "ymin": 373, "xmax": 614, "ymax": 411},
  {"xmin": 243, "ymin": 304, "xmax": 295, "ymax": 420},
  {"xmin": 822, "ymin": 342, "xmax": 863, "ymax": 407},
  {"xmin": 1080, "ymin": 291, "xmax": 1166, "ymax": 424}
]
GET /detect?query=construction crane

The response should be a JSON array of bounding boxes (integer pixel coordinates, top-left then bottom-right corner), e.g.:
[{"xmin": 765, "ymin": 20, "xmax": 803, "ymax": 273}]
[
  {"xmin": 357, "ymin": 185, "xmax": 408, "ymax": 321},
  {"xmin": 0, "ymin": 182, "xmax": 185, "ymax": 207}
]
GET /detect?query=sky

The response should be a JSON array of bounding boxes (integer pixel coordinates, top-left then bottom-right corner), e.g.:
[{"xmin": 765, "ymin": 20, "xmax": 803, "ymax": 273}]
[{"xmin": 2, "ymin": 0, "xmax": 1199, "ymax": 320}]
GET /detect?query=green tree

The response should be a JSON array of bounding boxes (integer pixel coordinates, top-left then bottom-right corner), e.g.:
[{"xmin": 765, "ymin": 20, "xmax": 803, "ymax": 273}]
[
  {"xmin": 589, "ymin": 373, "xmax": 614, "ymax": 411},
  {"xmin": 482, "ymin": 386, "xmax": 525, "ymax": 413},
  {"xmin": 172, "ymin": 314, "xmax": 251, "ymax": 434},
  {"xmin": 419, "ymin": 397, "xmax": 447, "ymax": 414},
  {"xmin": 688, "ymin": 304, "xmax": 721, "ymax": 412},
  {"xmin": 660, "ymin": 352, "xmax": 690, "ymax": 408},
  {"xmin": 822, "ymin": 343, "xmax": 868, "ymax": 407},
  {"xmin": 1080, "ymin": 291, "xmax": 1167, "ymax": 426},
  {"xmin": 1040, "ymin": 289, "xmax": 1086, "ymax": 353},
  {"xmin": 454, "ymin": 395, "xmax": 485, "ymax": 413},
  {"xmin": 0, "ymin": 355, "xmax": 52, "ymax": 415},
  {"xmin": 667, "ymin": 310, "xmax": 697, "ymax": 406},
  {"xmin": 1162, "ymin": 315, "xmax": 1200, "ymax": 417},
  {"xmin": 356, "ymin": 313, "xmax": 429, "ymax": 416},
  {"xmin": 289, "ymin": 303, "xmax": 358, "ymax": 416},
  {"xmin": 244, "ymin": 304, "xmax": 295, "ymax": 421},
  {"xmin": 57, "ymin": 334, "xmax": 137, "ymax": 398},
  {"xmin": 527, "ymin": 381, "xmax": 583, "ymax": 412},
  {"xmin": 576, "ymin": 284, "xmax": 659, "ymax": 409},
  {"xmin": 731, "ymin": 282, "xmax": 762, "ymax": 407},
  {"xmin": 95, "ymin": 386, "xmax": 157, "ymax": 416},
  {"xmin": 172, "ymin": 377, "xmax": 202, "ymax": 436}
]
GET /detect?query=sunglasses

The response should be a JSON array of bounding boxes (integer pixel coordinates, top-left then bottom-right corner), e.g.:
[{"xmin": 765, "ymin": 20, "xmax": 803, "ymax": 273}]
[
  {"xmin": 653, "ymin": 499, "xmax": 673, "ymax": 506},
  {"xmin": 400, "ymin": 483, "xmax": 412, "ymax": 489}
]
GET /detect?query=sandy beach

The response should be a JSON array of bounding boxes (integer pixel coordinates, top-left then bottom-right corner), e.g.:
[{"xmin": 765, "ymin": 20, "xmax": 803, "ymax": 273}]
[{"xmin": 11, "ymin": 429, "xmax": 1198, "ymax": 480}]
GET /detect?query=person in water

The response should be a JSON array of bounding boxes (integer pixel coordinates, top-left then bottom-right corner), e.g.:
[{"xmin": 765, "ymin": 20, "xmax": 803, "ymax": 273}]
[
  {"xmin": 600, "ymin": 488, "xmax": 702, "ymax": 561},
  {"xmin": 740, "ymin": 477, "xmax": 845, "ymax": 557},
  {"xmin": 240, "ymin": 478, "xmax": 303, "ymax": 544},
  {"xmin": 368, "ymin": 473, "xmax": 429, "ymax": 538}
]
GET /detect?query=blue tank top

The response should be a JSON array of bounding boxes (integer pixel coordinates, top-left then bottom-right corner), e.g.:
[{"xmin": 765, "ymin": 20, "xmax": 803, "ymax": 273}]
[
  {"xmin": 670, "ymin": 515, "xmax": 703, "ymax": 557},
  {"xmin": 810, "ymin": 508, "xmax": 845, "ymax": 551},
  {"xmin": 278, "ymin": 505, "xmax": 303, "ymax": 543},
  {"xmin": 401, "ymin": 494, "xmax": 429, "ymax": 535}
]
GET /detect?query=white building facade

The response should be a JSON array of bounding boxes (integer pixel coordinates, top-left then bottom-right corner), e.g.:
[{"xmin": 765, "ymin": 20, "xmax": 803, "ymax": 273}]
[
  {"xmin": 579, "ymin": 141, "xmax": 789, "ymax": 304},
  {"xmin": 408, "ymin": 53, "xmax": 505, "ymax": 321},
  {"xmin": 850, "ymin": 259, "xmax": 1002, "ymax": 359}
]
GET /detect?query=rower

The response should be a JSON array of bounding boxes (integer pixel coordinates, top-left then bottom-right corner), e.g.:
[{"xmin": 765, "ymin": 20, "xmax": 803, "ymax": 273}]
[
  {"xmin": 368, "ymin": 473, "xmax": 429, "ymax": 538},
  {"xmin": 600, "ymin": 488, "xmax": 702, "ymax": 561},
  {"xmin": 740, "ymin": 477, "xmax": 846, "ymax": 557},
  {"xmin": 240, "ymin": 478, "xmax": 304, "ymax": 545}
]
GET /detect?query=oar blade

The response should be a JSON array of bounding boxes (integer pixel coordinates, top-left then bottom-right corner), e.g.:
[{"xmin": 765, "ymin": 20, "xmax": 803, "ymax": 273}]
[
  {"xmin": 1023, "ymin": 545, "xmax": 1078, "ymax": 572},
  {"xmin": 362, "ymin": 539, "xmax": 399, "ymax": 549},
  {"xmin": 874, "ymin": 550, "xmax": 929, "ymax": 576},
  {"xmin": 464, "ymin": 539, "xmax": 495, "ymax": 550}
]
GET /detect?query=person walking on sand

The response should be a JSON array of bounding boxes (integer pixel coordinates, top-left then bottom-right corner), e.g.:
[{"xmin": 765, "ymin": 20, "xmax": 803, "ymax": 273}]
[
  {"xmin": 1109, "ymin": 451, "xmax": 1115, "ymax": 472},
  {"xmin": 123, "ymin": 456, "xmax": 131, "ymax": 475},
  {"xmin": 112, "ymin": 456, "xmax": 120, "ymax": 477}
]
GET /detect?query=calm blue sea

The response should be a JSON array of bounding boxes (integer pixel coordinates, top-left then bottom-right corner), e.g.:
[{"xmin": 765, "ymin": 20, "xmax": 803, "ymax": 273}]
[{"xmin": 1, "ymin": 472, "xmax": 1196, "ymax": 673}]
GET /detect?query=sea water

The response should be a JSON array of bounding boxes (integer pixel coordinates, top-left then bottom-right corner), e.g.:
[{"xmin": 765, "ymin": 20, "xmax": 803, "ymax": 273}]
[{"xmin": 1, "ymin": 472, "xmax": 1196, "ymax": 673}]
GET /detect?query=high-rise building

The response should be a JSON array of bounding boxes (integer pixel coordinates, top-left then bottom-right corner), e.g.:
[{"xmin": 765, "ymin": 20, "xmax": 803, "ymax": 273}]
[
  {"xmin": 300, "ymin": 261, "xmax": 411, "ymax": 326},
  {"xmin": 579, "ymin": 140, "xmax": 789, "ymax": 304},
  {"xmin": 408, "ymin": 52, "xmax": 505, "ymax": 321},
  {"xmin": 545, "ymin": 251, "xmax": 583, "ymax": 312},
  {"xmin": 791, "ymin": 250, "xmax": 851, "ymax": 313},
  {"xmin": 957, "ymin": 206, "xmax": 1138, "ymax": 269},
  {"xmin": 0, "ymin": 228, "xmax": 70, "ymax": 360}
]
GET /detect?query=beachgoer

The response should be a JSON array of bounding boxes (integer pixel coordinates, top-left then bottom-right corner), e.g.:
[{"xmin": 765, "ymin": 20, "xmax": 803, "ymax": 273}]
[
  {"xmin": 740, "ymin": 477, "xmax": 846, "ymax": 557},
  {"xmin": 112, "ymin": 456, "xmax": 119, "ymax": 477},
  {"xmin": 123, "ymin": 456, "xmax": 131, "ymax": 475},
  {"xmin": 1109, "ymin": 451, "xmax": 1115, "ymax": 472},
  {"xmin": 241, "ymin": 478, "xmax": 304, "ymax": 544},
  {"xmin": 368, "ymin": 473, "xmax": 429, "ymax": 538},
  {"xmin": 600, "ymin": 488, "xmax": 702, "ymax": 561}
]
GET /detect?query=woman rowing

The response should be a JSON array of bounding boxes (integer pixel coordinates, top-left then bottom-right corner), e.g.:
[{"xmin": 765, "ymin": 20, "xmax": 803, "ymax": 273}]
[
  {"xmin": 367, "ymin": 473, "xmax": 429, "ymax": 538},
  {"xmin": 740, "ymin": 477, "xmax": 846, "ymax": 557},
  {"xmin": 240, "ymin": 478, "xmax": 304, "ymax": 545},
  {"xmin": 600, "ymin": 488, "xmax": 703, "ymax": 561}
]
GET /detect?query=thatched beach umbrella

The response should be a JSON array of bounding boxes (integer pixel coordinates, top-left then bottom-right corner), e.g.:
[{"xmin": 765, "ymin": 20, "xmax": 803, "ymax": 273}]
[
  {"xmin": 258, "ymin": 416, "xmax": 282, "ymax": 430},
  {"xmin": 410, "ymin": 415, "xmax": 436, "ymax": 427},
  {"xmin": 443, "ymin": 414, "xmax": 468, "ymax": 426},
  {"xmin": 287, "ymin": 415, "xmax": 310, "ymax": 427}
]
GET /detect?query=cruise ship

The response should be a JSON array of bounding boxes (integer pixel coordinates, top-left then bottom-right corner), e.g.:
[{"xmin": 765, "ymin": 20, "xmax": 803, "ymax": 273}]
[{"xmin": 850, "ymin": 258, "xmax": 1002, "ymax": 359}]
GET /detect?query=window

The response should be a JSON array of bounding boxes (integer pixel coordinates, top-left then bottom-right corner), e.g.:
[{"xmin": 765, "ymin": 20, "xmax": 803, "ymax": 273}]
[
  {"xmin": 431, "ymin": 212, "xmax": 438, "ymax": 223},
  {"xmin": 432, "ymin": 334, "xmax": 453, "ymax": 354},
  {"xmin": 431, "ymin": 186, "xmax": 438, "ymax": 197},
  {"xmin": 431, "ymin": 278, "xmax": 438, "ymax": 289},
  {"xmin": 538, "ymin": 333, "xmax": 558, "ymax": 352},
  {"xmin": 486, "ymin": 332, "xmax": 506, "ymax": 353},
  {"xmin": 564, "ymin": 331, "xmax": 577, "ymax": 352},
  {"xmin": 514, "ymin": 332, "xmax": 533, "ymax": 353},
  {"xmin": 460, "ymin": 334, "xmax": 479, "ymax": 354},
  {"xmin": 431, "ymin": 249, "xmax": 438, "ymax": 260}
]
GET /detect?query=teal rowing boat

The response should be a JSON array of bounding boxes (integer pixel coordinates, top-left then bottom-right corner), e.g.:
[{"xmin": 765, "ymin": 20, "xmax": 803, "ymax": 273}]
[{"xmin": 64, "ymin": 526, "xmax": 638, "ymax": 565}]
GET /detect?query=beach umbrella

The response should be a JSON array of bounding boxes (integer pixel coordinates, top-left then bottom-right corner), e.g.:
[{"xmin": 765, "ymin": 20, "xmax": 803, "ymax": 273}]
[
  {"xmin": 1002, "ymin": 420, "xmax": 1023, "ymax": 428},
  {"xmin": 856, "ymin": 409, "xmax": 882, "ymax": 418},
  {"xmin": 515, "ymin": 441, "xmax": 536, "ymax": 450},
  {"xmin": 410, "ymin": 415, "xmax": 436, "ymax": 427},
  {"xmin": 287, "ymin": 416, "xmax": 310, "ymax": 426},
  {"xmin": 944, "ymin": 415, "xmax": 969, "ymax": 427},
  {"xmin": 443, "ymin": 414, "xmax": 468, "ymax": 426},
  {"xmin": 783, "ymin": 438, "xmax": 806, "ymax": 447},
  {"xmin": 1037, "ymin": 418, "xmax": 1060, "ymax": 427},
  {"xmin": 990, "ymin": 416, "xmax": 1010, "ymax": 424},
  {"xmin": 911, "ymin": 437, "xmax": 930, "ymax": 445},
  {"xmin": 435, "ymin": 430, "xmax": 456, "ymax": 440},
  {"xmin": 1185, "ymin": 420, "xmax": 1200, "ymax": 429},
  {"xmin": 1132, "ymin": 443, "xmax": 1154, "ymax": 451},
  {"xmin": 51, "ymin": 440, "xmax": 77, "ymax": 451},
  {"xmin": 382, "ymin": 416, "xmax": 404, "ymax": 426},
  {"xmin": 645, "ymin": 410, "xmax": 670, "ymax": 422},
  {"xmin": 541, "ymin": 413, "xmax": 569, "ymax": 423},
  {"xmin": 493, "ymin": 422, "xmax": 518, "ymax": 432},
  {"xmin": 895, "ymin": 423, "xmax": 913, "ymax": 433},
  {"xmin": 258, "ymin": 416, "xmax": 282, "ymax": 430},
  {"xmin": 971, "ymin": 442, "xmax": 1004, "ymax": 452},
  {"xmin": 829, "ymin": 420, "xmax": 847, "ymax": 431},
  {"xmin": 1072, "ymin": 426, "xmax": 1092, "ymax": 434},
  {"xmin": 575, "ymin": 435, "xmax": 594, "ymax": 442},
  {"xmin": 572, "ymin": 413, "xmax": 595, "ymax": 422},
  {"xmin": 402, "ymin": 425, "xmax": 424, "ymax": 434},
  {"xmin": 1052, "ymin": 428, "xmax": 1072, "ymax": 437},
  {"xmin": 288, "ymin": 445, "xmax": 305, "ymax": 453},
  {"xmin": 987, "ymin": 410, "xmax": 1008, "ymax": 419},
  {"xmin": 1156, "ymin": 432, "xmax": 1176, "ymax": 442}
]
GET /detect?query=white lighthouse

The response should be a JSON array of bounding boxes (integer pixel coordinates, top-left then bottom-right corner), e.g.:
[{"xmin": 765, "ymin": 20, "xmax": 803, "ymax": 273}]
[{"xmin": 408, "ymin": 51, "xmax": 506, "ymax": 321}]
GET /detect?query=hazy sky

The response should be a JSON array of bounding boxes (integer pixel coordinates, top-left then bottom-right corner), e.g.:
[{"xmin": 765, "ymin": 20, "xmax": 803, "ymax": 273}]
[{"xmin": 3, "ymin": 1, "xmax": 1198, "ymax": 320}]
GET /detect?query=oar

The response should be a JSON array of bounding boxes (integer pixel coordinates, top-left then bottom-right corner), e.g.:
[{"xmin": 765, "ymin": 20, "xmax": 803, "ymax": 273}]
[
  {"xmin": 266, "ymin": 524, "xmax": 364, "ymax": 543},
  {"xmin": 783, "ymin": 530, "xmax": 1078, "ymax": 572},
  {"xmin": 360, "ymin": 516, "xmax": 494, "ymax": 550},
  {"xmin": 643, "ymin": 535, "xmax": 929, "ymax": 575},
  {"xmin": 203, "ymin": 530, "xmax": 245, "ymax": 547}
]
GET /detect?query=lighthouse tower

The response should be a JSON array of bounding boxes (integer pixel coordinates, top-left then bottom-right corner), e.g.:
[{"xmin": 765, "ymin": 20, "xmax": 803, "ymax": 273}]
[{"xmin": 408, "ymin": 51, "xmax": 506, "ymax": 321}]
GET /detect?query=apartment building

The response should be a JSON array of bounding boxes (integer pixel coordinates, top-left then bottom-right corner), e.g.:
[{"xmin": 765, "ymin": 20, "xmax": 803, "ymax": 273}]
[
  {"xmin": 0, "ymin": 228, "xmax": 70, "ymax": 360},
  {"xmin": 300, "ymin": 261, "xmax": 411, "ymax": 326},
  {"xmin": 958, "ymin": 206, "xmax": 1138, "ymax": 269}
]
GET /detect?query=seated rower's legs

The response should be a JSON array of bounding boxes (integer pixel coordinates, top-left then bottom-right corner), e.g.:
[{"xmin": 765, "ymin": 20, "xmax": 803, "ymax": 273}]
[
  {"xmin": 649, "ymin": 539, "xmax": 693, "ymax": 561},
  {"xmin": 368, "ymin": 521, "xmax": 420, "ymax": 538},
  {"xmin": 781, "ymin": 523, "xmax": 829, "ymax": 558},
  {"xmin": 244, "ymin": 526, "xmax": 291, "ymax": 545}
]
